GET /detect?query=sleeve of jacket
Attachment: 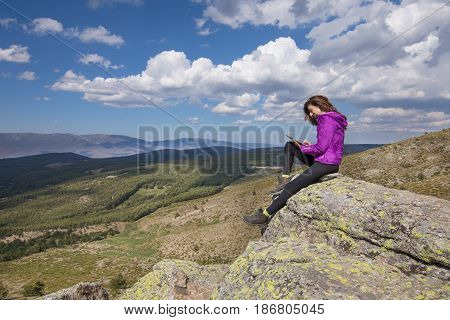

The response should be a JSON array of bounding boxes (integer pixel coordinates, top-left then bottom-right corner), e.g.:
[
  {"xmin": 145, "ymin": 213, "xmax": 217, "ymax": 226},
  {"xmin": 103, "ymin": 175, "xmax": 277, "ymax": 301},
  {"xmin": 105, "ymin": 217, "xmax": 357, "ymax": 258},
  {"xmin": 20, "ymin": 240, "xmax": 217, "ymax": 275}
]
[{"xmin": 300, "ymin": 116, "xmax": 337, "ymax": 155}]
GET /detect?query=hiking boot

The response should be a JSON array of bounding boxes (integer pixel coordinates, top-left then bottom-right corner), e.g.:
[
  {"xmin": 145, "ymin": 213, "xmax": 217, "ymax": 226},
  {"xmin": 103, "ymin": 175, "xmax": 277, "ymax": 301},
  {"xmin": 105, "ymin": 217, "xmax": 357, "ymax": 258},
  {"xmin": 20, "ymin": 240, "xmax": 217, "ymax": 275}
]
[
  {"xmin": 243, "ymin": 208, "xmax": 270, "ymax": 226},
  {"xmin": 269, "ymin": 175, "xmax": 290, "ymax": 194}
]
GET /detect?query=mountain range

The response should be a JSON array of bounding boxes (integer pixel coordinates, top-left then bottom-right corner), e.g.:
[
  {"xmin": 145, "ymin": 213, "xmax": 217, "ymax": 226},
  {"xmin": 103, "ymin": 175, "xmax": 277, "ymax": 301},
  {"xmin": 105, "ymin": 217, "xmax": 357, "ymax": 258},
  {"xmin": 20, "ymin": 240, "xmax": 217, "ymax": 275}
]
[
  {"xmin": 0, "ymin": 133, "xmax": 382, "ymax": 159},
  {"xmin": 0, "ymin": 133, "xmax": 275, "ymax": 159}
]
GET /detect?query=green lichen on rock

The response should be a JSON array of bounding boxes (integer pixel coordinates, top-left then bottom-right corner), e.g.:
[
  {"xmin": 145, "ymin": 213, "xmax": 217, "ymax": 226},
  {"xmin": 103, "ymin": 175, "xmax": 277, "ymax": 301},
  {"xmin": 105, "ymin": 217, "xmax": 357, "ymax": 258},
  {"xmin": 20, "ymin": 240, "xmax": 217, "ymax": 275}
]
[
  {"xmin": 120, "ymin": 259, "xmax": 228, "ymax": 300},
  {"xmin": 213, "ymin": 238, "xmax": 448, "ymax": 300},
  {"xmin": 285, "ymin": 175, "xmax": 450, "ymax": 268}
]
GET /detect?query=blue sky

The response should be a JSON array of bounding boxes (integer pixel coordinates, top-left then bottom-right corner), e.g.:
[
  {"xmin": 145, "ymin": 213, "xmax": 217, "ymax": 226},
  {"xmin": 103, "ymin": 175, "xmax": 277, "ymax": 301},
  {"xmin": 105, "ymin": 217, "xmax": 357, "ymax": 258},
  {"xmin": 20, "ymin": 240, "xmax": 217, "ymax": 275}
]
[{"xmin": 1, "ymin": 0, "xmax": 449, "ymax": 144}]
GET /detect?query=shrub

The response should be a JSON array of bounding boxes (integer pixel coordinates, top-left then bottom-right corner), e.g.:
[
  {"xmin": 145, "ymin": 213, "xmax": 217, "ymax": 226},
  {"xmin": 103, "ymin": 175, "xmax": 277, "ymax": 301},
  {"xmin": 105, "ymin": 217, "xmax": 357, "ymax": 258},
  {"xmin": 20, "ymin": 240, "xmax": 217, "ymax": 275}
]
[
  {"xmin": 110, "ymin": 274, "xmax": 127, "ymax": 292},
  {"xmin": 22, "ymin": 280, "xmax": 45, "ymax": 297}
]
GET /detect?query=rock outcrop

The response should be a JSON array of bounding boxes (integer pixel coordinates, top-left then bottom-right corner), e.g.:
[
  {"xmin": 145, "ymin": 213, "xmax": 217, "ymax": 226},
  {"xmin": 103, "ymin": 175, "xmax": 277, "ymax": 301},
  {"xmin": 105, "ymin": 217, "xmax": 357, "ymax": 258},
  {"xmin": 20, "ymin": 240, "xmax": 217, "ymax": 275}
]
[
  {"xmin": 120, "ymin": 260, "xmax": 229, "ymax": 299},
  {"xmin": 213, "ymin": 175, "xmax": 449, "ymax": 299},
  {"xmin": 43, "ymin": 282, "xmax": 109, "ymax": 300},
  {"xmin": 111, "ymin": 175, "xmax": 450, "ymax": 299}
]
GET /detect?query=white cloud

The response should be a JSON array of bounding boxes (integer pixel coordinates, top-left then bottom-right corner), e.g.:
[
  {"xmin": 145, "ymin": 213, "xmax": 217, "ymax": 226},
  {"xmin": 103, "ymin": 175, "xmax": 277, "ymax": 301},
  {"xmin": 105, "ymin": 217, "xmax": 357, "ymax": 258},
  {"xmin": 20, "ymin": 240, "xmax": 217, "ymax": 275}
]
[
  {"xmin": 188, "ymin": 116, "xmax": 200, "ymax": 124},
  {"xmin": 22, "ymin": 17, "xmax": 125, "ymax": 47},
  {"xmin": 194, "ymin": 0, "xmax": 367, "ymax": 29},
  {"xmin": 67, "ymin": 26, "xmax": 125, "ymax": 47},
  {"xmin": 17, "ymin": 71, "xmax": 37, "ymax": 81},
  {"xmin": 212, "ymin": 93, "xmax": 260, "ymax": 116},
  {"xmin": 79, "ymin": 53, "xmax": 124, "ymax": 69},
  {"xmin": 403, "ymin": 32, "xmax": 440, "ymax": 63},
  {"xmin": 0, "ymin": 45, "xmax": 31, "ymax": 63},
  {"xmin": 0, "ymin": 18, "xmax": 17, "ymax": 29},
  {"xmin": 35, "ymin": 96, "xmax": 51, "ymax": 101},
  {"xmin": 197, "ymin": 27, "xmax": 216, "ymax": 36},
  {"xmin": 51, "ymin": 33, "xmax": 450, "ymax": 117},
  {"xmin": 50, "ymin": 1, "xmax": 450, "ymax": 132},
  {"xmin": 87, "ymin": 0, "xmax": 144, "ymax": 9},
  {"xmin": 351, "ymin": 107, "xmax": 450, "ymax": 132},
  {"xmin": 233, "ymin": 119, "xmax": 252, "ymax": 124},
  {"xmin": 30, "ymin": 18, "xmax": 64, "ymax": 35}
]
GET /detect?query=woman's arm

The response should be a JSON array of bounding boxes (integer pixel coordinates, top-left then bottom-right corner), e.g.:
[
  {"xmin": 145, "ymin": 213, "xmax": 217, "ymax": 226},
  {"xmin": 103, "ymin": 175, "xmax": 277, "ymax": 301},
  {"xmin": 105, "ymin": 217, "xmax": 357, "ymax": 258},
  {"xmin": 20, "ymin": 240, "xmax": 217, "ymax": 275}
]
[{"xmin": 300, "ymin": 116, "xmax": 337, "ymax": 155}]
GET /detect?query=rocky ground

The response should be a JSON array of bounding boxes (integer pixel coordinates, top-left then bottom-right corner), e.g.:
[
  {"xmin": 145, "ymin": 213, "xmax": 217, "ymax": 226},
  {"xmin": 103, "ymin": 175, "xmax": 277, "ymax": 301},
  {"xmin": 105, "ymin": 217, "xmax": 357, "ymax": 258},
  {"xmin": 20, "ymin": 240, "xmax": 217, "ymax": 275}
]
[{"xmin": 115, "ymin": 174, "xmax": 449, "ymax": 300}]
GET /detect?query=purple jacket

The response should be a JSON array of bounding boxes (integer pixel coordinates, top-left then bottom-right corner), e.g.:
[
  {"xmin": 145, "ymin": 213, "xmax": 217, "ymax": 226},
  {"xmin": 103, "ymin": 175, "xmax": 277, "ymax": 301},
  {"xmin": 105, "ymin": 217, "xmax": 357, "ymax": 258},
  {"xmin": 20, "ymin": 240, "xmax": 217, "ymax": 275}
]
[{"xmin": 300, "ymin": 111, "xmax": 348, "ymax": 165}]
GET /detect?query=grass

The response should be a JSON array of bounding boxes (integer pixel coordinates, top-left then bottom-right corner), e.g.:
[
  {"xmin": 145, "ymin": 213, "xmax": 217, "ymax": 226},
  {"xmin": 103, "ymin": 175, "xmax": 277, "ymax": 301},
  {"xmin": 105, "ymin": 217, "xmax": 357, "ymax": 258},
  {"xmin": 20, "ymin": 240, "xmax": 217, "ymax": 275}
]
[{"xmin": 0, "ymin": 172, "xmax": 274, "ymax": 299}]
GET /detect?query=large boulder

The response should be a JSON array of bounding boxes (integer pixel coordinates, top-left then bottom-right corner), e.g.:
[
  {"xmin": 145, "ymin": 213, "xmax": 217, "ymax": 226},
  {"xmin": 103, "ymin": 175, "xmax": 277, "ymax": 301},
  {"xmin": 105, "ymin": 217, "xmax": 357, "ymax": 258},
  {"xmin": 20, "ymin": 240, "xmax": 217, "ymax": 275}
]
[
  {"xmin": 43, "ymin": 282, "xmax": 109, "ymax": 300},
  {"xmin": 212, "ymin": 175, "xmax": 449, "ymax": 299},
  {"xmin": 120, "ymin": 259, "xmax": 229, "ymax": 300}
]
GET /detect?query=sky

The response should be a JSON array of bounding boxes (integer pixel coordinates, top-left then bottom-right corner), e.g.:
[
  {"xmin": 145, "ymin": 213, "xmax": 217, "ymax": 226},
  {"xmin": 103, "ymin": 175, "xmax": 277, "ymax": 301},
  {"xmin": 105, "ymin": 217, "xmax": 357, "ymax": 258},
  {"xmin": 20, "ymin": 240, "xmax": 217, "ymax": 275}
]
[{"xmin": 0, "ymin": 0, "xmax": 449, "ymax": 144}]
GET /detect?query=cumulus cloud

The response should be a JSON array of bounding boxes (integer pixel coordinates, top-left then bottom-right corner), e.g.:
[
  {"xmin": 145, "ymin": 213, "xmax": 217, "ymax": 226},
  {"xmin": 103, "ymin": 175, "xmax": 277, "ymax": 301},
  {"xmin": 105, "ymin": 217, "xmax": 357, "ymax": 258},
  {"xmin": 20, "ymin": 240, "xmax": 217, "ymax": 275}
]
[
  {"xmin": 0, "ymin": 45, "xmax": 31, "ymax": 63},
  {"xmin": 67, "ymin": 26, "xmax": 125, "ymax": 47},
  {"xmin": 79, "ymin": 53, "xmax": 124, "ymax": 69},
  {"xmin": 212, "ymin": 93, "xmax": 260, "ymax": 115},
  {"xmin": 194, "ymin": 0, "xmax": 367, "ymax": 29},
  {"xmin": 23, "ymin": 17, "xmax": 125, "ymax": 47},
  {"xmin": 17, "ymin": 71, "xmax": 37, "ymax": 81},
  {"xmin": 87, "ymin": 0, "xmax": 144, "ymax": 9},
  {"xmin": 351, "ymin": 107, "xmax": 450, "ymax": 132},
  {"xmin": 51, "ymin": 33, "xmax": 450, "ymax": 116},
  {"xmin": 29, "ymin": 18, "xmax": 64, "ymax": 34},
  {"xmin": 51, "ymin": 1, "xmax": 450, "ymax": 132}
]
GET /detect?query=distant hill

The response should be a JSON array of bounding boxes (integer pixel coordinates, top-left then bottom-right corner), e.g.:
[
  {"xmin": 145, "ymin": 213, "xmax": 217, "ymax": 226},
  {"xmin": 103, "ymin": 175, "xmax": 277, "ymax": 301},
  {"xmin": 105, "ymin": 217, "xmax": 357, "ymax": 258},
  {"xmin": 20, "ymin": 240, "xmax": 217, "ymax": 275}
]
[
  {"xmin": 0, "ymin": 133, "xmax": 382, "ymax": 159},
  {"xmin": 0, "ymin": 133, "xmax": 274, "ymax": 159},
  {"xmin": 341, "ymin": 128, "xmax": 450, "ymax": 200}
]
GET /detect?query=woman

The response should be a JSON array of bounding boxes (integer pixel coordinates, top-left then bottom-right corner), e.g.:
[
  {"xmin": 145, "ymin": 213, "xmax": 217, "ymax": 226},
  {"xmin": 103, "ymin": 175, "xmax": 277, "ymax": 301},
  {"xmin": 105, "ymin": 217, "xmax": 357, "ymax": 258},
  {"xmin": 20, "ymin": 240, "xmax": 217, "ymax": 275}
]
[{"xmin": 243, "ymin": 95, "xmax": 348, "ymax": 226}]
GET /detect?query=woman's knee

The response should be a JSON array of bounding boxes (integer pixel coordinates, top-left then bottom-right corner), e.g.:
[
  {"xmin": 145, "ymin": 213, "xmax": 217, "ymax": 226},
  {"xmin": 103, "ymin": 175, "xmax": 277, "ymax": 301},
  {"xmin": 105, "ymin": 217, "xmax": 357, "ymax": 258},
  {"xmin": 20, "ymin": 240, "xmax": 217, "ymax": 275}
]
[{"xmin": 284, "ymin": 141, "xmax": 295, "ymax": 152}]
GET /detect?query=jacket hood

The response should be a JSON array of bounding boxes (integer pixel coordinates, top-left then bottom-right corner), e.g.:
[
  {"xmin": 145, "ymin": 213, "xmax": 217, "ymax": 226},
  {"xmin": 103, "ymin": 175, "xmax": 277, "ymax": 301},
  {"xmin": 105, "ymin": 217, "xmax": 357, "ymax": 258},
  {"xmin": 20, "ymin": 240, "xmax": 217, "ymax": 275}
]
[{"xmin": 319, "ymin": 111, "xmax": 348, "ymax": 129}]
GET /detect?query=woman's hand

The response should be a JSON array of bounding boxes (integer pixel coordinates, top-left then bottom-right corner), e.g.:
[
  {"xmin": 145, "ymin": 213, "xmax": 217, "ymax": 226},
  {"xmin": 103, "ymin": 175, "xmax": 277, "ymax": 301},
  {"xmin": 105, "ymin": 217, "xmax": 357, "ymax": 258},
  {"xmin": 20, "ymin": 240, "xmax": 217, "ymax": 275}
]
[{"xmin": 302, "ymin": 140, "xmax": 311, "ymax": 146}]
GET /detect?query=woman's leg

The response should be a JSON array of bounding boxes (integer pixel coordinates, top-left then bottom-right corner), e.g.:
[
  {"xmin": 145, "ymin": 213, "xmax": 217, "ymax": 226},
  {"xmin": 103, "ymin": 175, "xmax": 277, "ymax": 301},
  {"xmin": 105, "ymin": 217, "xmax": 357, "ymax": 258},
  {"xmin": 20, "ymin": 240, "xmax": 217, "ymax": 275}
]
[
  {"xmin": 267, "ymin": 162, "xmax": 339, "ymax": 215},
  {"xmin": 283, "ymin": 141, "xmax": 314, "ymax": 175}
]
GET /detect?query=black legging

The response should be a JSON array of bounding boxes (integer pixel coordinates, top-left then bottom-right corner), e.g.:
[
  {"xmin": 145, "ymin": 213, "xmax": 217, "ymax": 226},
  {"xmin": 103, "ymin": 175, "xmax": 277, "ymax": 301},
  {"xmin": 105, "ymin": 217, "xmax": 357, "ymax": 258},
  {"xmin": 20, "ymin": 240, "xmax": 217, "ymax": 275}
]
[
  {"xmin": 267, "ymin": 142, "xmax": 339, "ymax": 215},
  {"xmin": 283, "ymin": 141, "xmax": 314, "ymax": 174}
]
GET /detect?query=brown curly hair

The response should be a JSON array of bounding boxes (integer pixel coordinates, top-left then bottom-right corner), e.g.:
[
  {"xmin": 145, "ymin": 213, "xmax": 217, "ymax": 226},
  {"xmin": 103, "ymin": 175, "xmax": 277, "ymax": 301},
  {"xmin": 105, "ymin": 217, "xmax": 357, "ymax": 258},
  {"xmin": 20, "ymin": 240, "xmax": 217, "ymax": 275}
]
[{"xmin": 303, "ymin": 95, "xmax": 347, "ymax": 126}]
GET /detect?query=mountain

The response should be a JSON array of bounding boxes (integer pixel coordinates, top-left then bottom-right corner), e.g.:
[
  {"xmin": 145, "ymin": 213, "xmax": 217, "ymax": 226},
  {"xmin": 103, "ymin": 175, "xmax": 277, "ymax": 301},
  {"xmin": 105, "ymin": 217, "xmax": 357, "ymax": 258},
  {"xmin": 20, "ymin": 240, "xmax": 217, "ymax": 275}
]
[
  {"xmin": 0, "ymin": 133, "xmax": 274, "ymax": 159},
  {"xmin": 114, "ymin": 174, "xmax": 449, "ymax": 300},
  {"xmin": 63, "ymin": 173, "xmax": 447, "ymax": 300},
  {"xmin": 340, "ymin": 128, "xmax": 450, "ymax": 200},
  {"xmin": 3, "ymin": 130, "xmax": 448, "ymax": 299}
]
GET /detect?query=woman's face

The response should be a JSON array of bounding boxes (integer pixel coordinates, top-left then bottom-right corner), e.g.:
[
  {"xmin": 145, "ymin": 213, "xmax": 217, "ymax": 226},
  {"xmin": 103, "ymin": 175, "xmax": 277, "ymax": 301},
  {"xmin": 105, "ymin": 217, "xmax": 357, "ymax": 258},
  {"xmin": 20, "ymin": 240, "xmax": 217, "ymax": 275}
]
[{"xmin": 307, "ymin": 104, "xmax": 324, "ymax": 118}]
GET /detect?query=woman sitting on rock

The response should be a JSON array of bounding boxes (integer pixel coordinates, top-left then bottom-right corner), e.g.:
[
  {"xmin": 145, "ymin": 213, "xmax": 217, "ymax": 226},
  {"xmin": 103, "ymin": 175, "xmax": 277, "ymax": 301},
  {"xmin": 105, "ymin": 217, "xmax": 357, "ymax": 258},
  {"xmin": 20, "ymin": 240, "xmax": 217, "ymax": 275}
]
[{"xmin": 243, "ymin": 95, "xmax": 348, "ymax": 226}]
